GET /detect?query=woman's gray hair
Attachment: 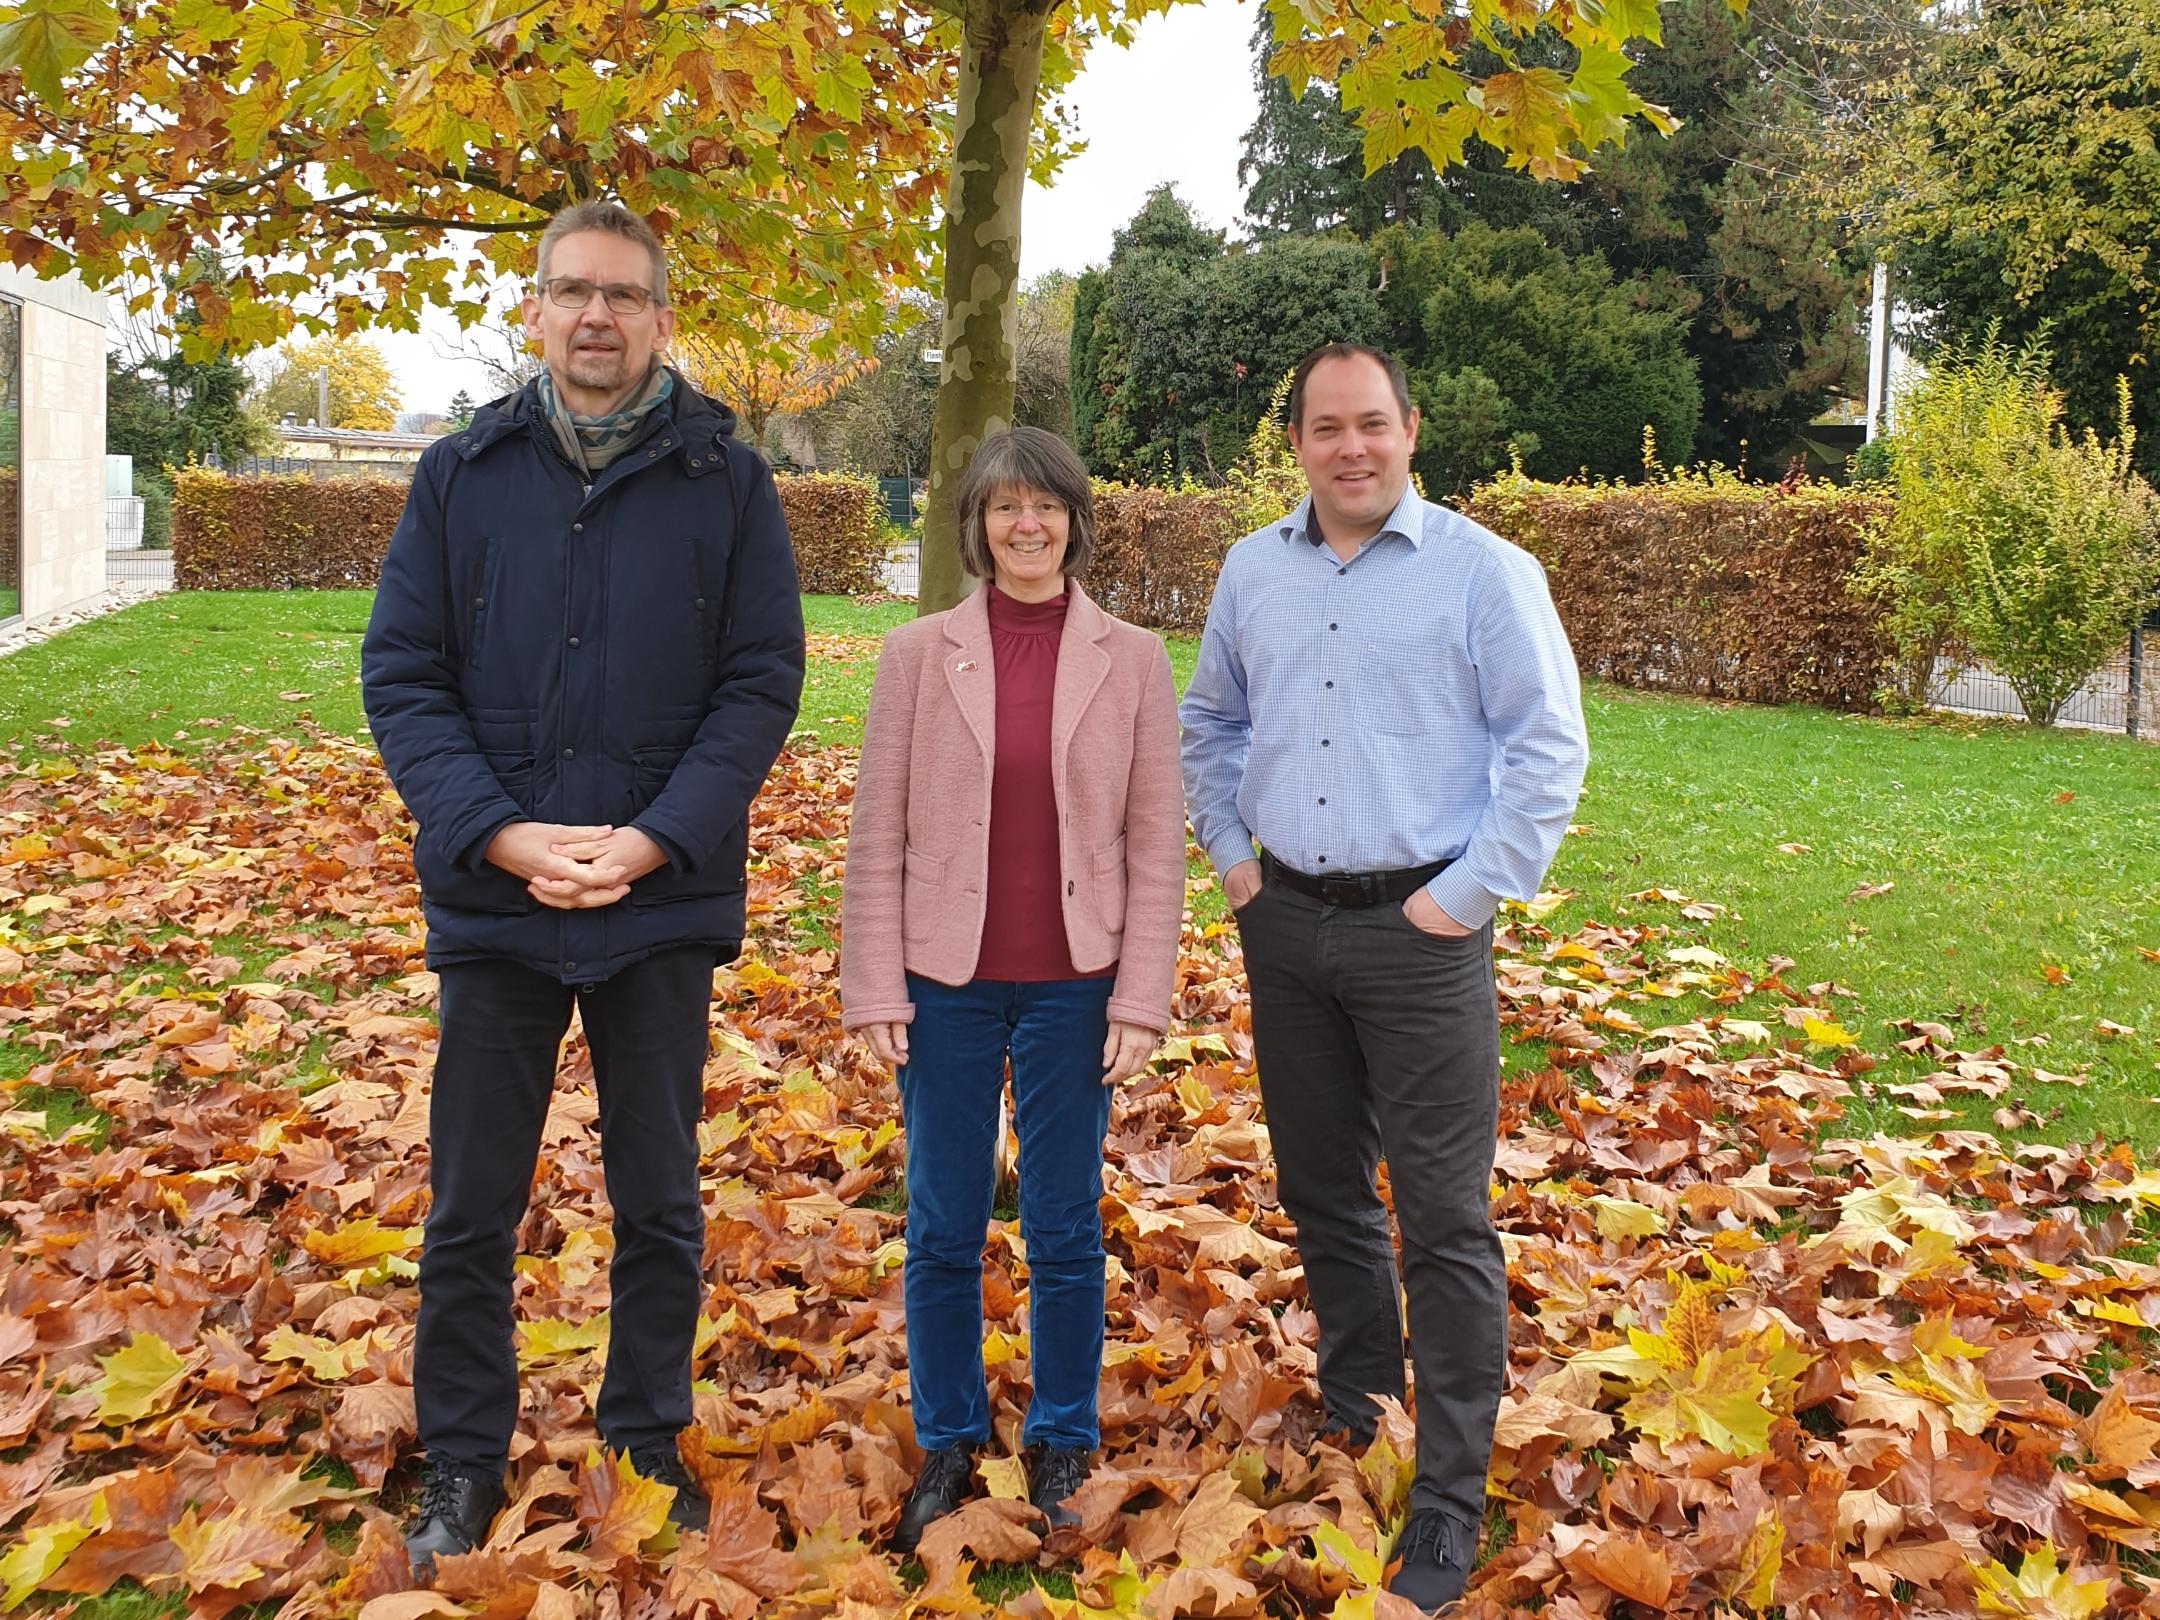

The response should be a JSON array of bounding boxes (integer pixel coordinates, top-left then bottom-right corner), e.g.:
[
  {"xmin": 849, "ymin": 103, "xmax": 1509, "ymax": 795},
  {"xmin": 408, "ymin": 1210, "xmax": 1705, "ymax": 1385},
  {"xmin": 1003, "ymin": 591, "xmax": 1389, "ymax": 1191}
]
[
  {"xmin": 536, "ymin": 200, "xmax": 669, "ymax": 305},
  {"xmin": 955, "ymin": 426, "xmax": 1097, "ymax": 580}
]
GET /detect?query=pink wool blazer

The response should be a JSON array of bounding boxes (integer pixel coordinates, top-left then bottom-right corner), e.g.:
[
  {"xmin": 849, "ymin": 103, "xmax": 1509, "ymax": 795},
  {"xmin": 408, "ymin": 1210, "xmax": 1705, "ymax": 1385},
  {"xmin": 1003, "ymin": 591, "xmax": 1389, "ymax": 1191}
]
[{"xmin": 839, "ymin": 580, "xmax": 1186, "ymax": 1034}]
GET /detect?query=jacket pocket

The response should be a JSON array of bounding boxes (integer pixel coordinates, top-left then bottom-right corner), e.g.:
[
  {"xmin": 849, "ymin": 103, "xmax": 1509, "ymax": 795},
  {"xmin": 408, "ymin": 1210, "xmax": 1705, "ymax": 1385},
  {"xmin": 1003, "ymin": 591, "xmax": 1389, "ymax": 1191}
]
[
  {"xmin": 1092, "ymin": 833, "xmax": 1129, "ymax": 936},
  {"xmin": 463, "ymin": 537, "xmax": 501, "ymax": 670},
  {"xmin": 469, "ymin": 708, "xmax": 537, "ymax": 813},
  {"xmin": 413, "ymin": 826, "xmax": 535, "ymax": 915},
  {"xmin": 901, "ymin": 844, "xmax": 947, "ymax": 942}
]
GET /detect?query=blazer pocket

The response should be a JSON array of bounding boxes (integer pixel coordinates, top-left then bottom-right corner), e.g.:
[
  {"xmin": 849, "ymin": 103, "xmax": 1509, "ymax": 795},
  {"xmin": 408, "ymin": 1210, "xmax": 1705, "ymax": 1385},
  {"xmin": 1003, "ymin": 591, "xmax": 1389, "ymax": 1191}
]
[
  {"xmin": 901, "ymin": 844, "xmax": 947, "ymax": 942},
  {"xmin": 1091, "ymin": 833, "xmax": 1128, "ymax": 935}
]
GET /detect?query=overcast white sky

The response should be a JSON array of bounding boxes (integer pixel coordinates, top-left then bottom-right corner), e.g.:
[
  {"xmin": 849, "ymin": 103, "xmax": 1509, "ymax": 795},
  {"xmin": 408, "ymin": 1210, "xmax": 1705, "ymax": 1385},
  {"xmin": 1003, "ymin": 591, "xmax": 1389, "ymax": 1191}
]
[{"xmin": 372, "ymin": 0, "xmax": 1261, "ymax": 417}]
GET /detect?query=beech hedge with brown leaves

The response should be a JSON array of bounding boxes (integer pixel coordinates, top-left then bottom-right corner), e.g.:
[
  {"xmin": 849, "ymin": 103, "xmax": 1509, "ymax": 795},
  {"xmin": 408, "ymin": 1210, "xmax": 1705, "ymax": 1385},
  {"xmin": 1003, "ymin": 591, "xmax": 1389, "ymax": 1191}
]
[
  {"xmin": 0, "ymin": 704, "xmax": 2156, "ymax": 1619},
  {"xmin": 170, "ymin": 469, "xmax": 894, "ymax": 599}
]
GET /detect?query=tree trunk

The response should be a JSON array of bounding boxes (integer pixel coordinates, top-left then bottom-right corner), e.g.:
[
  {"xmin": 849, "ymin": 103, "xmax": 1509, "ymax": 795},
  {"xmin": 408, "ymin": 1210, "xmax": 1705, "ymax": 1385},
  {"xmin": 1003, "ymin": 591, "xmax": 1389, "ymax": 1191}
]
[{"xmin": 917, "ymin": 0, "xmax": 1052, "ymax": 617}]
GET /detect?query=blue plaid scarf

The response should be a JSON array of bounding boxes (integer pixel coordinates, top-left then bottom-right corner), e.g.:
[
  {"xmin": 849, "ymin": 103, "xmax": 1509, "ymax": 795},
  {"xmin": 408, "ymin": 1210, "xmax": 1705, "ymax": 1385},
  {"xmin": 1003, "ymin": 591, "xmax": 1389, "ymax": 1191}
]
[{"xmin": 535, "ymin": 360, "xmax": 676, "ymax": 478}]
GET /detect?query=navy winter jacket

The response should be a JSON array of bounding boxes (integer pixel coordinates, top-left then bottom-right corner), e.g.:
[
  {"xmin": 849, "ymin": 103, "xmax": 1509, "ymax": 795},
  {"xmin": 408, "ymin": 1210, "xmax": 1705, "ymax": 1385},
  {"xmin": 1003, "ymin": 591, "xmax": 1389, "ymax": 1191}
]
[{"xmin": 360, "ymin": 377, "xmax": 805, "ymax": 982}]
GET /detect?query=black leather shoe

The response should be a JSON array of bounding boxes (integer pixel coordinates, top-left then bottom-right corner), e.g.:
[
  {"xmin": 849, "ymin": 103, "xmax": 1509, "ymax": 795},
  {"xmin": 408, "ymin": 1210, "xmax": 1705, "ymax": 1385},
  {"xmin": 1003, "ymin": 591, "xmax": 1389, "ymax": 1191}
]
[
  {"xmin": 630, "ymin": 1440, "xmax": 711, "ymax": 1534},
  {"xmin": 1386, "ymin": 1509, "xmax": 1474, "ymax": 1613},
  {"xmin": 1029, "ymin": 1446, "xmax": 1093, "ymax": 1536},
  {"xmin": 403, "ymin": 1458, "xmax": 506, "ymax": 1584},
  {"xmin": 893, "ymin": 1445, "xmax": 975, "ymax": 1554}
]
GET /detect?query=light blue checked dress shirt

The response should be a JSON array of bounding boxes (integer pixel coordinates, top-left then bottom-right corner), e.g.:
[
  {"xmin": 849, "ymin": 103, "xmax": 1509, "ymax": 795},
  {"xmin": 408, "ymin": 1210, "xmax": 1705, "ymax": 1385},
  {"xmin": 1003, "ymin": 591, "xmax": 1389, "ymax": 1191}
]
[{"xmin": 1178, "ymin": 482, "xmax": 1589, "ymax": 928}]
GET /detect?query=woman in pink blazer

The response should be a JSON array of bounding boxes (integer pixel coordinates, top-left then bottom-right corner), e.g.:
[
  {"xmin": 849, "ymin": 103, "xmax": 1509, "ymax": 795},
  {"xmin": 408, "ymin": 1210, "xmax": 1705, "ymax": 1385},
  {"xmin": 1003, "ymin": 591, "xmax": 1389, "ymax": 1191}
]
[{"xmin": 840, "ymin": 427, "xmax": 1186, "ymax": 1551}]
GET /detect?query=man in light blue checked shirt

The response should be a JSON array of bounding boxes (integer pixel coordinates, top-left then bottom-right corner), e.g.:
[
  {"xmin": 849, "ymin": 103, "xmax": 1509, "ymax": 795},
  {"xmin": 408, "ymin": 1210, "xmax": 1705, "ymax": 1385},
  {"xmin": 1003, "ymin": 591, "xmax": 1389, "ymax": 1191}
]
[{"xmin": 1180, "ymin": 342, "xmax": 1587, "ymax": 1613}]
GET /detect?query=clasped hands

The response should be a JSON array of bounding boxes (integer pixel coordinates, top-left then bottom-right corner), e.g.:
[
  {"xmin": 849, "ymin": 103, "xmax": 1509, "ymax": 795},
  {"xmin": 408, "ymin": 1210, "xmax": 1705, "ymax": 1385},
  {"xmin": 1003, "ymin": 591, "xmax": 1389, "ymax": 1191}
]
[
  {"xmin": 861, "ymin": 1018, "xmax": 1160, "ymax": 1088},
  {"xmin": 485, "ymin": 821, "xmax": 667, "ymax": 909}
]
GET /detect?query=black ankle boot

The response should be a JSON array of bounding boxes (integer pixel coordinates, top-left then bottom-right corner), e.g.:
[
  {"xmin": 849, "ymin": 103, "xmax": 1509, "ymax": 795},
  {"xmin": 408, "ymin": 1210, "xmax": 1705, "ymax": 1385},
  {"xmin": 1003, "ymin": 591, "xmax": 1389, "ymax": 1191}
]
[
  {"xmin": 630, "ymin": 1440, "xmax": 711, "ymax": 1534},
  {"xmin": 403, "ymin": 1458, "xmax": 506, "ymax": 1583},
  {"xmin": 893, "ymin": 1445, "xmax": 975, "ymax": 1554},
  {"xmin": 1030, "ymin": 1446, "xmax": 1093, "ymax": 1535}
]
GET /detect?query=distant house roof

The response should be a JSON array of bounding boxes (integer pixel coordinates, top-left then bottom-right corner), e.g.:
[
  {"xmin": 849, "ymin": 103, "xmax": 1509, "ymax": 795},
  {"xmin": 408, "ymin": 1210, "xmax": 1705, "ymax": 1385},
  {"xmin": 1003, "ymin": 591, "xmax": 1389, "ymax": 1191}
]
[{"xmin": 275, "ymin": 421, "xmax": 442, "ymax": 451}]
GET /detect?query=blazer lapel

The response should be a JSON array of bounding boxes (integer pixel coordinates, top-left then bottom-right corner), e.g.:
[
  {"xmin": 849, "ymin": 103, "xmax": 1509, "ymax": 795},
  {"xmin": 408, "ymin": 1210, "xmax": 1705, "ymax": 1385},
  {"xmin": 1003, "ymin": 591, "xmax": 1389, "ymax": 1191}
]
[
  {"xmin": 942, "ymin": 585, "xmax": 997, "ymax": 759},
  {"xmin": 1051, "ymin": 582, "xmax": 1114, "ymax": 781}
]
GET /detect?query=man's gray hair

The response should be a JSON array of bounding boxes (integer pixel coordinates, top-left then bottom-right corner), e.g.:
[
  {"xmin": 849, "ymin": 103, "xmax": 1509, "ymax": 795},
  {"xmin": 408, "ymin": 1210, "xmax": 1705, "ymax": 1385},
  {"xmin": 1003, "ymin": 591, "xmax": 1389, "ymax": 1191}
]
[
  {"xmin": 955, "ymin": 427, "xmax": 1098, "ymax": 581},
  {"xmin": 536, "ymin": 200, "xmax": 669, "ymax": 305}
]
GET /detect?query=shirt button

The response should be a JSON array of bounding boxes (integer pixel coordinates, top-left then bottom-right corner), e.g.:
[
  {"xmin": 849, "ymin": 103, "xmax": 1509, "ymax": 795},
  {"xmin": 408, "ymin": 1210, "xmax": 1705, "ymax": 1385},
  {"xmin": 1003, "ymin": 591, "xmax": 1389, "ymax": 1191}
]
[
  {"xmin": 572, "ymin": 522, "xmax": 584, "ymax": 533},
  {"xmin": 1338, "ymin": 567, "xmax": 1347, "ymax": 576},
  {"xmin": 561, "ymin": 747, "xmax": 575, "ymax": 759},
  {"xmin": 1325, "ymin": 680, "xmax": 1334, "ymax": 689},
  {"xmin": 694, "ymin": 598, "xmax": 707, "ymax": 611},
  {"xmin": 472, "ymin": 595, "xmax": 485, "ymax": 608},
  {"xmin": 1321, "ymin": 739, "xmax": 1330, "ymax": 747},
  {"xmin": 1067, "ymin": 881, "xmax": 1075, "ymax": 895},
  {"xmin": 1329, "ymin": 622, "xmax": 1338, "ymax": 631},
  {"xmin": 1318, "ymin": 797, "xmax": 1326, "ymax": 805},
  {"xmin": 568, "ymin": 637, "xmax": 580, "ymax": 649},
  {"xmin": 1317, "ymin": 857, "xmax": 1328, "ymax": 865}
]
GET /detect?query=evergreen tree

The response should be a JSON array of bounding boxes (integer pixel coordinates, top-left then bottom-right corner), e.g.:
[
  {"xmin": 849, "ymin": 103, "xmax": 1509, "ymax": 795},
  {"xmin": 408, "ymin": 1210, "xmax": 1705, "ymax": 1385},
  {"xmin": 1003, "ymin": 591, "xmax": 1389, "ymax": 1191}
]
[{"xmin": 446, "ymin": 389, "xmax": 476, "ymax": 431}]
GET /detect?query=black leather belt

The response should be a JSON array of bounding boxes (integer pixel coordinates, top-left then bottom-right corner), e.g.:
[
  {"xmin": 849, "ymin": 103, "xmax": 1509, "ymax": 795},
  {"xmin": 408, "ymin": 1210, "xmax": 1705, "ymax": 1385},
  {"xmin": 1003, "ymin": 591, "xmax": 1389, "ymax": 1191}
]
[{"xmin": 1261, "ymin": 849, "xmax": 1452, "ymax": 908}]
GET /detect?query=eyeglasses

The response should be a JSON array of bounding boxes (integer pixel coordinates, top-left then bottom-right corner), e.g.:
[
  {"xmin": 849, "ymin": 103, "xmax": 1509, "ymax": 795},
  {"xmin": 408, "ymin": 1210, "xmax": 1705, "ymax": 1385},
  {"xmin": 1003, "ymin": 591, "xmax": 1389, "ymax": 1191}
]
[
  {"xmin": 539, "ymin": 278, "xmax": 663, "ymax": 315},
  {"xmin": 987, "ymin": 498, "xmax": 1069, "ymax": 523}
]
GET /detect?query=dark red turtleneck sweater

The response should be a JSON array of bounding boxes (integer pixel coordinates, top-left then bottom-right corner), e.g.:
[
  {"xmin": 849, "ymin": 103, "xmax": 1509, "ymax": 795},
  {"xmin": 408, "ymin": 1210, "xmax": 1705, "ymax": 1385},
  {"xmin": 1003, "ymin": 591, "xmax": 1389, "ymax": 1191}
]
[{"xmin": 977, "ymin": 584, "xmax": 1112, "ymax": 982}]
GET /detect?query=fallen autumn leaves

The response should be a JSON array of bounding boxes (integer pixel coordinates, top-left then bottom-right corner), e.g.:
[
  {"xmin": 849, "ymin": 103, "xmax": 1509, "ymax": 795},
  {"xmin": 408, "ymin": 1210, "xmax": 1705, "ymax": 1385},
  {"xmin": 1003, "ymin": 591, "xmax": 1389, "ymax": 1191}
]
[{"xmin": 1, "ymin": 730, "xmax": 2158, "ymax": 1620}]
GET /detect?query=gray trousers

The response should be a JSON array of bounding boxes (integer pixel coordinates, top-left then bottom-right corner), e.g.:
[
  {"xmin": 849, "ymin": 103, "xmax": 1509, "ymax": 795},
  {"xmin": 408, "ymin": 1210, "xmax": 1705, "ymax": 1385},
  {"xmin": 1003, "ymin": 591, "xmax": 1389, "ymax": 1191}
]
[{"xmin": 1235, "ymin": 877, "xmax": 1503, "ymax": 1529}]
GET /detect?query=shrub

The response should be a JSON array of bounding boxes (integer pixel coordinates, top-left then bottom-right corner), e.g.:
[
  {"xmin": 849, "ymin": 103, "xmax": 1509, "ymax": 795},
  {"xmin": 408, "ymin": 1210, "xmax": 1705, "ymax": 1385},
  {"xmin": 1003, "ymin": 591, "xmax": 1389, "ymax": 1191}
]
[
  {"xmin": 1376, "ymin": 222, "xmax": 1702, "ymax": 492},
  {"xmin": 172, "ymin": 469, "xmax": 406, "ymax": 589},
  {"xmin": 1086, "ymin": 482, "xmax": 1243, "ymax": 634},
  {"xmin": 1858, "ymin": 335, "xmax": 2160, "ymax": 722},
  {"xmin": 1466, "ymin": 469, "xmax": 1895, "ymax": 710},
  {"xmin": 775, "ymin": 473, "xmax": 888, "ymax": 595},
  {"xmin": 171, "ymin": 466, "xmax": 898, "ymax": 596},
  {"xmin": 134, "ymin": 472, "xmax": 173, "ymax": 550}
]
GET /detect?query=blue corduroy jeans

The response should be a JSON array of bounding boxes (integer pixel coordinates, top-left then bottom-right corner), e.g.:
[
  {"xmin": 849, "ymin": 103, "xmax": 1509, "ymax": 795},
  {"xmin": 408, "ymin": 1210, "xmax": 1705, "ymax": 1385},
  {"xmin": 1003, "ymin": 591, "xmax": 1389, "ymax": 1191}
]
[{"xmin": 898, "ymin": 972, "xmax": 1115, "ymax": 1452}]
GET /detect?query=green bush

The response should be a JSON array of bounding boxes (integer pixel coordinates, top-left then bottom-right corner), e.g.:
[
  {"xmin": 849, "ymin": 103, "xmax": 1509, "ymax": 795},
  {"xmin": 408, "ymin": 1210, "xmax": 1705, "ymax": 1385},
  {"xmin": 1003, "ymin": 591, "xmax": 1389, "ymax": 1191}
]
[
  {"xmin": 1857, "ymin": 335, "xmax": 2160, "ymax": 722},
  {"xmin": 134, "ymin": 472, "xmax": 173, "ymax": 550},
  {"xmin": 1376, "ymin": 223, "xmax": 1702, "ymax": 493}
]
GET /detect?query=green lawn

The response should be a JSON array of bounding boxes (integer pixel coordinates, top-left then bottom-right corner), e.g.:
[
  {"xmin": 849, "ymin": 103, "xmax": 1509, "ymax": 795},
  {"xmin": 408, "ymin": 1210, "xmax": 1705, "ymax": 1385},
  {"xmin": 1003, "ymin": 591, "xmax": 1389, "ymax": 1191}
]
[{"xmin": 2, "ymin": 589, "xmax": 2156, "ymax": 1143}]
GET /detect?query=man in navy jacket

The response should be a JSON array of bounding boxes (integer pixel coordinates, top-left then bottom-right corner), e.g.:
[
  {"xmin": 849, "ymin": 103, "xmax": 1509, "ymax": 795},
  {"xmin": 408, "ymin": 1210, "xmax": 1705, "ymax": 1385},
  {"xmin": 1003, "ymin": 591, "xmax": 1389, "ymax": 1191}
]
[{"xmin": 361, "ymin": 200, "xmax": 804, "ymax": 1574}]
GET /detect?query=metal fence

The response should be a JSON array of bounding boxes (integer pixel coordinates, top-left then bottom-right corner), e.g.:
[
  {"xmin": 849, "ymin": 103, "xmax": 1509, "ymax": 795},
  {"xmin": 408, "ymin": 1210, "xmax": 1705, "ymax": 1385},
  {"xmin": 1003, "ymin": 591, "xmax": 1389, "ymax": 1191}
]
[
  {"xmin": 203, "ymin": 452, "xmax": 419, "ymax": 482},
  {"xmin": 880, "ymin": 542, "xmax": 920, "ymax": 598},
  {"xmin": 104, "ymin": 495, "xmax": 142, "ymax": 550},
  {"xmin": 1931, "ymin": 625, "xmax": 2156, "ymax": 739},
  {"xmin": 106, "ymin": 548, "xmax": 174, "ymax": 587}
]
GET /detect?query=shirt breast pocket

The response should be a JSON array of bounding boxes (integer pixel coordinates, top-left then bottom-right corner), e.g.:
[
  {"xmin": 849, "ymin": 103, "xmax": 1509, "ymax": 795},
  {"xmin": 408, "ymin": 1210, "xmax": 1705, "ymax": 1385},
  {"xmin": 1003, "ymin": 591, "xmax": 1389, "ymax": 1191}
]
[{"xmin": 1354, "ymin": 636, "xmax": 1436, "ymax": 737}]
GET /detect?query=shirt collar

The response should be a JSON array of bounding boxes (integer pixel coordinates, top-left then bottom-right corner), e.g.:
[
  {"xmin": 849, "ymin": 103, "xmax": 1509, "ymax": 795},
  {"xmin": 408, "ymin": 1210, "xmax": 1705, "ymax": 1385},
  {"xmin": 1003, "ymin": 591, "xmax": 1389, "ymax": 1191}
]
[{"xmin": 1279, "ymin": 482, "xmax": 1428, "ymax": 550}]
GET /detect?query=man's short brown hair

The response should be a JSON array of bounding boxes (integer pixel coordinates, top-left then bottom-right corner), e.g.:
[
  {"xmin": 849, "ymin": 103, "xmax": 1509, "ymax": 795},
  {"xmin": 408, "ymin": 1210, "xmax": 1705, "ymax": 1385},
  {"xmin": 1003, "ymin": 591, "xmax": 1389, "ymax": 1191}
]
[
  {"xmin": 1287, "ymin": 342, "xmax": 1414, "ymax": 430},
  {"xmin": 536, "ymin": 201, "xmax": 669, "ymax": 305}
]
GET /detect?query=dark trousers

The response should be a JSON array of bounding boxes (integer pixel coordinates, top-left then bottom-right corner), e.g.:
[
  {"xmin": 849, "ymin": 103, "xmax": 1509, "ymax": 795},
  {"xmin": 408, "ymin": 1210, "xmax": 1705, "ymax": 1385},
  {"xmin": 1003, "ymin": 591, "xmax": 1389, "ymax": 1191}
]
[
  {"xmin": 414, "ymin": 944, "xmax": 720, "ymax": 1471},
  {"xmin": 898, "ymin": 973, "xmax": 1115, "ymax": 1452},
  {"xmin": 1235, "ymin": 879, "xmax": 1503, "ymax": 1530}
]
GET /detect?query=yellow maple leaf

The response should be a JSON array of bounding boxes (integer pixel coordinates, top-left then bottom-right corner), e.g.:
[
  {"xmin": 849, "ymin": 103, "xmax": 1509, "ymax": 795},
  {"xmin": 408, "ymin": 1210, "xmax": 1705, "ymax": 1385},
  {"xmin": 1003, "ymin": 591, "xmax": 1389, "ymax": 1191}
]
[
  {"xmin": 0, "ymin": 1504, "xmax": 103, "ymax": 1608},
  {"xmin": 977, "ymin": 1455, "xmax": 1029, "ymax": 1501},
  {"xmin": 260, "ymin": 1326, "xmax": 372, "ymax": 1382},
  {"xmin": 1802, "ymin": 1014, "xmax": 1858, "ymax": 1048},
  {"xmin": 1590, "ymin": 1195, "xmax": 1666, "ymax": 1241},
  {"xmin": 518, "ymin": 1314, "xmax": 609, "ymax": 1366},
  {"xmin": 91, "ymin": 1331, "xmax": 191, "ymax": 1426},
  {"xmin": 302, "ymin": 1217, "xmax": 421, "ymax": 1268},
  {"xmin": 1971, "ymin": 1543, "xmax": 2109, "ymax": 1619}
]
